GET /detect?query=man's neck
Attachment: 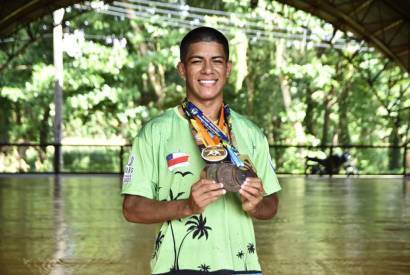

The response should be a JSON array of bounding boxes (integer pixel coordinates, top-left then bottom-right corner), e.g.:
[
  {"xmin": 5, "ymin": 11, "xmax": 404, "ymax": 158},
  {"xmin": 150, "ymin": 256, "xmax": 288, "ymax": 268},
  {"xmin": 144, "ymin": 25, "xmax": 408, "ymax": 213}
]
[{"xmin": 187, "ymin": 97, "xmax": 223, "ymax": 121}]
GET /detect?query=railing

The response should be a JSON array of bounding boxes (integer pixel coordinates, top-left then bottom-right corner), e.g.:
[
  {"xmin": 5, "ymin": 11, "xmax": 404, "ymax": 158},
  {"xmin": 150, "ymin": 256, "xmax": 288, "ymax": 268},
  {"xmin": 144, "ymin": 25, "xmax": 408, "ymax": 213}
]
[
  {"xmin": 0, "ymin": 143, "xmax": 131, "ymax": 174},
  {"xmin": 0, "ymin": 143, "xmax": 408, "ymax": 175},
  {"xmin": 269, "ymin": 144, "xmax": 409, "ymax": 176}
]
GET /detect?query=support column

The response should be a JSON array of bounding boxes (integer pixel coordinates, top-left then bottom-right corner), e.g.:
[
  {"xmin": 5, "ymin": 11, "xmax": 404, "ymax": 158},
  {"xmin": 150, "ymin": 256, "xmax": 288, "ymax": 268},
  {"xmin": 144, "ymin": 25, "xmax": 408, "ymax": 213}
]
[{"xmin": 53, "ymin": 9, "xmax": 64, "ymax": 174}]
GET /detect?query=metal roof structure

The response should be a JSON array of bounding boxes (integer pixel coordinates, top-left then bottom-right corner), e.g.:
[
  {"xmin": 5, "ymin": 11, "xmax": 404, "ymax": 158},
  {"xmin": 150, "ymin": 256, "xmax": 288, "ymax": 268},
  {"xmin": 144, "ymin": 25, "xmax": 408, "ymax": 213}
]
[
  {"xmin": 0, "ymin": 0, "xmax": 409, "ymax": 73},
  {"xmin": 275, "ymin": 0, "xmax": 410, "ymax": 73},
  {"xmin": 0, "ymin": 0, "xmax": 82, "ymax": 38}
]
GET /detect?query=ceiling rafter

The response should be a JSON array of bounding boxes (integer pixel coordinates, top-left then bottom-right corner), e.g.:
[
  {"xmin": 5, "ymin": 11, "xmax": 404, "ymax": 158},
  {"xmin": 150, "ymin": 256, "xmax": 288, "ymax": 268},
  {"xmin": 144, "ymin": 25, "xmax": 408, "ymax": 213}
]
[
  {"xmin": 385, "ymin": 22, "xmax": 405, "ymax": 47},
  {"xmin": 275, "ymin": 0, "xmax": 410, "ymax": 73},
  {"xmin": 347, "ymin": 0, "xmax": 375, "ymax": 17}
]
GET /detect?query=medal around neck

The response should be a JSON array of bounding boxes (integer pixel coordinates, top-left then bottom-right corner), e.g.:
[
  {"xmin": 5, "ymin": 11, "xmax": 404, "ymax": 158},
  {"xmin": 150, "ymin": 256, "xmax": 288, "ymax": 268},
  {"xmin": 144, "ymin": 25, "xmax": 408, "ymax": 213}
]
[
  {"xmin": 182, "ymin": 100, "xmax": 256, "ymax": 192},
  {"xmin": 201, "ymin": 146, "xmax": 228, "ymax": 162},
  {"xmin": 204, "ymin": 163, "xmax": 256, "ymax": 192}
]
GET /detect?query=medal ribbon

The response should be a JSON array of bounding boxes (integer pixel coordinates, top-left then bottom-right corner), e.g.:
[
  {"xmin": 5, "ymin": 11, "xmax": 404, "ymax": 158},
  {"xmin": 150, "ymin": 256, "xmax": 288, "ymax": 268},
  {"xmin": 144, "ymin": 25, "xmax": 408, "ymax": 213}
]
[
  {"xmin": 191, "ymin": 107, "xmax": 225, "ymax": 146},
  {"xmin": 182, "ymin": 100, "xmax": 244, "ymax": 167}
]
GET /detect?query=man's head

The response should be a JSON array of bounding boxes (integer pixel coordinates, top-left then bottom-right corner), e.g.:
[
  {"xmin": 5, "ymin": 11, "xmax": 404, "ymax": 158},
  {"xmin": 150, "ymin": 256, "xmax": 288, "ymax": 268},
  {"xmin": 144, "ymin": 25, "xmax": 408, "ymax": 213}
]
[
  {"xmin": 177, "ymin": 27, "xmax": 231, "ymax": 104},
  {"xmin": 180, "ymin": 26, "xmax": 229, "ymax": 63}
]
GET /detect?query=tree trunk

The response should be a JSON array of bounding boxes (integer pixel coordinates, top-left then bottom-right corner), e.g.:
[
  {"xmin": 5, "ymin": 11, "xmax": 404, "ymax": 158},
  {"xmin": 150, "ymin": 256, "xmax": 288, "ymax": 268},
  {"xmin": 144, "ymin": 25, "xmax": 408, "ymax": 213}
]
[
  {"xmin": 321, "ymin": 94, "xmax": 332, "ymax": 147},
  {"xmin": 0, "ymin": 98, "xmax": 11, "ymax": 144},
  {"xmin": 129, "ymin": 21, "xmax": 165, "ymax": 107},
  {"xmin": 388, "ymin": 117, "xmax": 401, "ymax": 171},
  {"xmin": 303, "ymin": 86, "xmax": 315, "ymax": 136},
  {"xmin": 338, "ymin": 86, "xmax": 351, "ymax": 145},
  {"xmin": 245, "ymin": 73, "xmax": 255, "ymax": 116},
  {"xmin": 275, "ymin": 39, "xmax": 306, "ymax": 144},
  {"xmin": 39, "ymin": 105, "xmax": 51, "ymax": 161},
  {"xmin": 15, "ymin": 101, "xmax": 22, "ymax": 125}
]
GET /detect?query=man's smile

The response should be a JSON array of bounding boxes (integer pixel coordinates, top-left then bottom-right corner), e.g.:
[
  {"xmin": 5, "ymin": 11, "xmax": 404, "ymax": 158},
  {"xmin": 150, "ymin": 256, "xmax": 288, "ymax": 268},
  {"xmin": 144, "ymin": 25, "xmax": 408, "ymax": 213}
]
[{"xmin": 198, "ymin": 79, "xmax": 218, "ymax": 87}]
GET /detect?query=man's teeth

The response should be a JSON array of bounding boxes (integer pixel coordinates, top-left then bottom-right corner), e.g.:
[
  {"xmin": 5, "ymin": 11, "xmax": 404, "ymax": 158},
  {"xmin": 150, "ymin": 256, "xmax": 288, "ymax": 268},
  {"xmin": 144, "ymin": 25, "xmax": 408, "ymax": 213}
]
[{"xmin": 199, "ymin": 80, "xmax": 216, "ymax": 84}]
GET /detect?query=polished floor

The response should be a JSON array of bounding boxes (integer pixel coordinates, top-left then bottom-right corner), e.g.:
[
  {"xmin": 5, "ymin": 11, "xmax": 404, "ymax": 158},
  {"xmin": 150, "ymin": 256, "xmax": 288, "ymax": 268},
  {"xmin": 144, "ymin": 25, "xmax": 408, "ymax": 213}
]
[{"xmin": 0, "ymin": 175, "xmax": 409, "ymax": 275}]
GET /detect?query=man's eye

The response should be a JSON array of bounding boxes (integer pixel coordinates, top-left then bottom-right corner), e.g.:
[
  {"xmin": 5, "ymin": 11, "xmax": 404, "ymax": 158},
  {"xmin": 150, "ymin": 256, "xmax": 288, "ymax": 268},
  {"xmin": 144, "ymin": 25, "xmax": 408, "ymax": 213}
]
[
  {"xmin": 213, "ymin": 59, "xmax": 224, "ymax": 64},
  {"xmin": 191, "ymin": 60, "xmax": 201, "ymax": 64}
]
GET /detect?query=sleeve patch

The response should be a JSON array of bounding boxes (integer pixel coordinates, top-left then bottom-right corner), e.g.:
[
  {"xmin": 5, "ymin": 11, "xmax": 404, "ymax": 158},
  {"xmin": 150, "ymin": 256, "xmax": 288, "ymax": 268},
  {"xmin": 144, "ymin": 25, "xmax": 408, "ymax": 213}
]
[{"xmin": 123, "ymin": 155, "xmax": 135, "ymax": 184}]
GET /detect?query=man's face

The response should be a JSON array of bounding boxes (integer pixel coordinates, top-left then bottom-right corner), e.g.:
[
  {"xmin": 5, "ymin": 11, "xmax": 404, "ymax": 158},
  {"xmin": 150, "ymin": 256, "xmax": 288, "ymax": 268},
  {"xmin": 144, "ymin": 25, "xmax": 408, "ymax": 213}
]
[{"xmin": 177, "ymin": 41, "xmax": 231, "ymax": 103}]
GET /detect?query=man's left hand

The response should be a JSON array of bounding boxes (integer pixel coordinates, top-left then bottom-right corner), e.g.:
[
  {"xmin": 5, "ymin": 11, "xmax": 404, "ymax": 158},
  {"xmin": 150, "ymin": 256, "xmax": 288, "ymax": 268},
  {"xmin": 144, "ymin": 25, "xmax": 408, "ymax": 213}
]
[{"xmin": 239, "ymin": 177, "xmax": 264, "ymax": 215}]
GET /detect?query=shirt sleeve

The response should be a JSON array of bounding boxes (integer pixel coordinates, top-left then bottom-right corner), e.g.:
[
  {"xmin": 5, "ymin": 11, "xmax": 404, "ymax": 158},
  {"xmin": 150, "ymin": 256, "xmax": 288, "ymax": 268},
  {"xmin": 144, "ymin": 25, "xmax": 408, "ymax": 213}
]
[
  {"xmin": 253, "ymin": 133, "xmax": 281, "ymax": 196},
  {"xmin": 121, "ymin": 126, "xmax": 158, "ymax": 199}
]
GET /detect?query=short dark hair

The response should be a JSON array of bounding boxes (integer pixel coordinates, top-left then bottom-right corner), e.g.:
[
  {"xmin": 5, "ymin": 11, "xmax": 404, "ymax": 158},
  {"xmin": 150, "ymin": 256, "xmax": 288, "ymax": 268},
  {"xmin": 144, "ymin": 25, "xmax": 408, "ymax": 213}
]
[{"xmin": 180, "ymin": 26, "xmax": 229, "ymax": 62}]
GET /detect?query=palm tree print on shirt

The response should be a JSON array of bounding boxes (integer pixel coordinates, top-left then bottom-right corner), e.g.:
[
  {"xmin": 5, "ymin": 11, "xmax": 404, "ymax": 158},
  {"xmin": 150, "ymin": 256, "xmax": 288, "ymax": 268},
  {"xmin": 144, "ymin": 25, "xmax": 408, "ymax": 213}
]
[
  {"xmin": 173, "ymin": 214, "xmax": 212, "ymax": 270},
  {"xmin": 198, "ymin": 264, "xmax": 211, "ymax": 272},
  {"xmin": 236, "ymin": 242, "xmax": 256, "ymax": 271},
  {"xmin": 153, "ymin": 183, "xmax": 161, "ymax": 199},
  {"xmin": 165, "ymin": 189, "xmax": 185, "ymax": 271},
  {"xmin": 152, "ymin": 231, "xmax": 164, "ymax": 259},
  {"xmin": 247, "ymin": 243, "xmax": 256, "ymax": 254}
]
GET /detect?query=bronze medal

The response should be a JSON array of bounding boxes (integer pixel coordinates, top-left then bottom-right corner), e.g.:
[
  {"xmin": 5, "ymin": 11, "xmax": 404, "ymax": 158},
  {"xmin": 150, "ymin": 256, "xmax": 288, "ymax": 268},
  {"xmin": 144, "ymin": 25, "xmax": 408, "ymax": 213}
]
[
  {"xmin": 205, "ymin": 163, "xmax": 219, "ymax": 181},
  {"xmin": 204, "ymin": 163, "xmax": 257, "ymax": 192},
  {"xmin": 216, "ymin": 163, "xmax": 240, "ymax": 192},
  {"xmin": 201, "ymin": 146, "xmax": 228, "ymax": 162},
  {"xmin": 234, "ymin": 166, "xmax": 256, "ymax": 187},
  {"xmin": 234, "ymin": 167, "xmax": 248, "ymax": 186}
]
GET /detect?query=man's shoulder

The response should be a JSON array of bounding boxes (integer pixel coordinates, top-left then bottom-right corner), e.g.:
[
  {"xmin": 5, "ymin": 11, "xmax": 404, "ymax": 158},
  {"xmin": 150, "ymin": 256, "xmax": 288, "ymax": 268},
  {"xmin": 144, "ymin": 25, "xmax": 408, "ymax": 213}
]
[
  {"xmin": 137, "ymin": 107, "xmax": 179, "ymax": 137},
  {"xmin": 230, "ymin": 109, "xmax": 264, "ymax": 136},
  {"xmin": 147, "ymin": 107, "xmax": 178, "ymax": 126}
]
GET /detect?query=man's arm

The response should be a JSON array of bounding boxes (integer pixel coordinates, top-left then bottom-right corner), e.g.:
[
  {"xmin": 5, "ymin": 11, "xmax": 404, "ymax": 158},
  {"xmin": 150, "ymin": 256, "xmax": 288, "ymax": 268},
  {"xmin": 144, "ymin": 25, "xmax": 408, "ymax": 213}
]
[
  {"xmin": 123, "ymin": 179, "xmax": 225, "ymax": 224},
  {"xmin": 239, "ymin": 177, "xmax": 279, "ymax": 220},
  {"xmin": 123, "ymin": 195, "xmax": 192, "ymax": 223}
]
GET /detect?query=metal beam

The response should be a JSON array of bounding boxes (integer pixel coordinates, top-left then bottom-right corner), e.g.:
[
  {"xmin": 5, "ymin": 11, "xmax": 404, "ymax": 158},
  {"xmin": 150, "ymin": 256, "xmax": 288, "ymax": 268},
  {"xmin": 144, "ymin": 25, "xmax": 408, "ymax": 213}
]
[{"xmin": 275, "ymin": 0, "xmax": 410, "ymax": 73}]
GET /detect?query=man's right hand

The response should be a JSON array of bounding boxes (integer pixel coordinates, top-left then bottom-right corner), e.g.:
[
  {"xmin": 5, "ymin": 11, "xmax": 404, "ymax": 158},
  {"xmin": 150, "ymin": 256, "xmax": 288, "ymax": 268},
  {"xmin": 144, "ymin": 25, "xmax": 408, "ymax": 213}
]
[
  {"xmin": 123, "ymin": 180, "xmax": 225, "ymax": 224},
  {"xmin": 188, "ymin": 179, "xmax": 225, "ymax": 214}
]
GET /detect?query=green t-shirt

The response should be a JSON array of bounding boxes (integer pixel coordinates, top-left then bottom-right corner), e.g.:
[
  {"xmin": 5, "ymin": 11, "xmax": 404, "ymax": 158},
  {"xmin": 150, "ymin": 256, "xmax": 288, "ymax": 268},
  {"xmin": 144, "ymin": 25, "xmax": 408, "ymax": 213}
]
[{"xmin": 122, "ymin": 107, "xmax": 281, "ymax": 275}]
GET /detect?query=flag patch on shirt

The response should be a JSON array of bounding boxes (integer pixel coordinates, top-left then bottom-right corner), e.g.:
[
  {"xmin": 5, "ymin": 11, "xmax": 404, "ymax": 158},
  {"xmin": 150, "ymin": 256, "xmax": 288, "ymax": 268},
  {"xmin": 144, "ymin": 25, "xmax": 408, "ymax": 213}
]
[
  {"xmin": 123, "ymin": 155, "xmax": 135, "ymax": 184},
  {"xmin": 166, "ymin": 152, "xmax": 190, "ymax": 171}
]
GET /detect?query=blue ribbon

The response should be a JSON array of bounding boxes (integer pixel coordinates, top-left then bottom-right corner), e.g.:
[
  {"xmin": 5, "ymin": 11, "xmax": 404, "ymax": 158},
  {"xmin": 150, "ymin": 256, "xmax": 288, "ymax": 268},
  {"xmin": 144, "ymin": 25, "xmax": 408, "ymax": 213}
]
[{"xmin": 184, "ymin": 101, "xmax": 244, "ymax": 167}]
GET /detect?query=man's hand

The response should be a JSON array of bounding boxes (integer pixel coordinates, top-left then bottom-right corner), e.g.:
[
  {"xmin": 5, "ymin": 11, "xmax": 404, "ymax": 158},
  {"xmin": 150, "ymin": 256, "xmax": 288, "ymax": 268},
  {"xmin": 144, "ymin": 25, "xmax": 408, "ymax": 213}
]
[
  {"xmin": 188, "ymin": 179, "xmax": 226, "ymax": 214},
  {"xmin": 239, "ymin": 177, "xmax": 264, "ymax": 215},
  {"xmin": 123, "ymin": 179, "xmax": 225, "ymax": 224}
]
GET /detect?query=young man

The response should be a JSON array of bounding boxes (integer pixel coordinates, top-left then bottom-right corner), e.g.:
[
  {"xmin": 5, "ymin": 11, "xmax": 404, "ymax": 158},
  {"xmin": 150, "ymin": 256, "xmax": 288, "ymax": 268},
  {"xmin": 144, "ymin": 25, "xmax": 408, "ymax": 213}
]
[{"xmin": 122, "ymin": 27, "xmax": 281, "ymax": 275}]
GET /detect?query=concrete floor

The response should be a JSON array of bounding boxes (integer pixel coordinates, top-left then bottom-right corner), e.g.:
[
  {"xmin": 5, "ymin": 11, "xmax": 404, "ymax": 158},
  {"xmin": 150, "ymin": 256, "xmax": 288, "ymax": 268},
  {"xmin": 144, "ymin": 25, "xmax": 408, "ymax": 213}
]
[{"xmin": 0, "ymin": 175, "xmax": 409, "ymax": 275}]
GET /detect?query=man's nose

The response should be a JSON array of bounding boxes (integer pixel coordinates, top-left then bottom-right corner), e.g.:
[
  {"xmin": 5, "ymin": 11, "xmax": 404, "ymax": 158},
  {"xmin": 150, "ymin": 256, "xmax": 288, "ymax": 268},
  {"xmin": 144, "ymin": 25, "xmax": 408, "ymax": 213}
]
[{"xmin": 201, "ymin": 61, "xmax": 213, "ymax": 74}]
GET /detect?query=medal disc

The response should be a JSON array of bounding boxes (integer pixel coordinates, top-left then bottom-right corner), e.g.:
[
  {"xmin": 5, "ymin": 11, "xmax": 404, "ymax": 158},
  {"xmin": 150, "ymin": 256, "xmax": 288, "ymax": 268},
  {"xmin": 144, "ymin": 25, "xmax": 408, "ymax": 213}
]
[
  {"xmin": 216, "ymin": 163, "xmax": 241, "ymax": 192},
  {"xmin": 234, "ymin": 168, "xmax": 248, "ymax": 185},
  {"xmin": 234, "ymin": 167, "xmax": 256, "ymax": 187},
  {"xmin": 201, "ymin": 146, "xmax": 228, "ymax": 162},
  {"xmin": 205, "ymin": 164, "xmax": 219, "ymax": 181}
]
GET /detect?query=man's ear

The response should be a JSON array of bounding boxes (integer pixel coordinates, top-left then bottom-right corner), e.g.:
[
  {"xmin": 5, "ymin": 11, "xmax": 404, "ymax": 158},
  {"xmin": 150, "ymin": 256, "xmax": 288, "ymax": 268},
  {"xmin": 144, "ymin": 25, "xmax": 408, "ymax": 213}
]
[
  {"xmin": 226, "ymin": 61, "xmax": 232, "ymax": 77},
  {"xmin": 177, "ymin": 62, "xmax": 186, "ymax": 80}
]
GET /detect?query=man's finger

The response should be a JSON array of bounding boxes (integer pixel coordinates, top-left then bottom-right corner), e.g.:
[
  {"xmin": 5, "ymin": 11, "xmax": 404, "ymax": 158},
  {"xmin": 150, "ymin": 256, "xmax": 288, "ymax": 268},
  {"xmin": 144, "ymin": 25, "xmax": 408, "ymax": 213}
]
[
  {"xmin": 241, "ymin": 184, "xmax": 262, "ymax": 197},
  {"xmin": 240, "ymin": 186, "xmax": 264, "ymax": 204},
  {"xmin": 239, "ymin": 188, "xmax": 256, "ymax": 201},
  {"xmin": 193, "ymin": 188, "xmax": 225, "ymax": 209},
  {"xmin": 192, "ymin": 180, "xmax": 218, "ymax": 192},
  {"xmin": 194, "ymin": 182, "xmax": 223, "ymax": 194},
  {"xmin": 242, "ymin": 179, "xmax": 263, "ymax": 193},
  {"xmin": 195, "ymin": 186, "xmax": 225, "ymax": 201},
  {"xmin": 242, "ymin": 178, "xmax": 264, "ymax": 192},
  {"xmin": 192, "ymin": 179, "xmax": 215, "ymax": 188},
  {"xmin": 201, "ymin": 189, "xmax": 226, "ymax": 205},
  {"xmin": 244, "ymin": 177, "xmax": 263, "ymax": 187}
]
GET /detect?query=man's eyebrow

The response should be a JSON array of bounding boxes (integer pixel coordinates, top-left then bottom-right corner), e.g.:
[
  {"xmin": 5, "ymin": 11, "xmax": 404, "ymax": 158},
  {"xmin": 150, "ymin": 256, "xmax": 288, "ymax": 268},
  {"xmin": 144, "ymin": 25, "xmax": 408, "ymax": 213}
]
[
  {"xmin": 188, "ymin": 56, "xmax": 204, "ymax": 60},
  {"xmin": 188, "ymin": 55, "xmax": 226, "ymax": 60},
  {"xmin": 212, "ymin": 56, "xmax": 226, "ymax": 60}
]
